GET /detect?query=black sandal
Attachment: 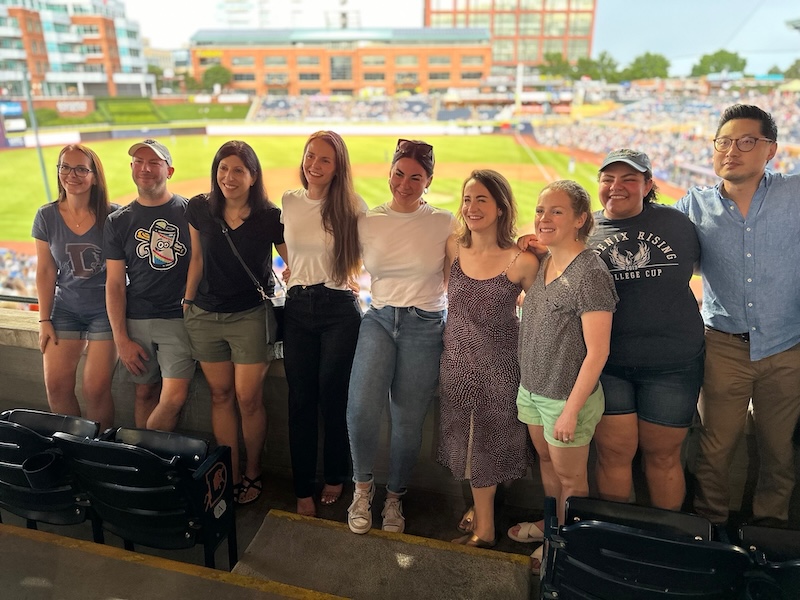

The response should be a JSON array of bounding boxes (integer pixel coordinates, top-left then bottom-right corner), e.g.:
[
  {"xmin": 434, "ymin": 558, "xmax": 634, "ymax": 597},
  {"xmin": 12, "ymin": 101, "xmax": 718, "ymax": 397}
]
[{"xmin": 237, "ymin": 475, "xmax": 262, "ymax": 505}]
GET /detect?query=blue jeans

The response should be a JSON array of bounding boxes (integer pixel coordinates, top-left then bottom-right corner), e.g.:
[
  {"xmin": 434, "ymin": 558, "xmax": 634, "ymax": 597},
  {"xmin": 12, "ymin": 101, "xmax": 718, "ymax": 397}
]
[
  {"xmin": 284, "ymin": 284, "xmax": 362, "ymax": 498},
  {"xmin": 347, "ymin": 305, "xmax": 445, "ymax": 495}
]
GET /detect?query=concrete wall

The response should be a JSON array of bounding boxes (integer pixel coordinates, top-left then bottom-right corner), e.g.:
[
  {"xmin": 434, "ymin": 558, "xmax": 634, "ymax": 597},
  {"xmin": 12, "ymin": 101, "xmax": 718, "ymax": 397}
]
[{"xmin": 0, "ymin": 308, "xmax": 542, "ymax": 508}]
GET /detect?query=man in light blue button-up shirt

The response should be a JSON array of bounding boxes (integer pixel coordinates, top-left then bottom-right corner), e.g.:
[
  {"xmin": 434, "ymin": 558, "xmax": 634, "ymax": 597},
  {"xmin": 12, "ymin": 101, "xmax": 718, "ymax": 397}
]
[{"xmin": 675, "ymin": 104, "xmax": 800, "ymax": 527}]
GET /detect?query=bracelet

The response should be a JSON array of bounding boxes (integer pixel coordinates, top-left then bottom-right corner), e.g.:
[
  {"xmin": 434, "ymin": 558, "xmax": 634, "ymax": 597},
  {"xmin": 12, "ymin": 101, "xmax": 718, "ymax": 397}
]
[{"xmin": 39, "ymin": 319, "xmax": 52, "ymax": 322}]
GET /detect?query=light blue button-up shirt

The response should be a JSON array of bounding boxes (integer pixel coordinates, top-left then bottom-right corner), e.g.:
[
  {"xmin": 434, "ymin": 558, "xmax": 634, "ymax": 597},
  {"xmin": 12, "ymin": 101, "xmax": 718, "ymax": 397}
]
[{"xmin": 674, "ymin": 171, "xmax": 800, "ymax": 361}]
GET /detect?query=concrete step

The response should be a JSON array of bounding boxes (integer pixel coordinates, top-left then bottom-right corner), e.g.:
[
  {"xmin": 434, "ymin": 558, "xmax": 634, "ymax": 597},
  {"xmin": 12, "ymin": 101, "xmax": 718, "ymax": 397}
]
[{"xmin": 233, "ymin": 510, "xmax": 533, "ymax": 600}]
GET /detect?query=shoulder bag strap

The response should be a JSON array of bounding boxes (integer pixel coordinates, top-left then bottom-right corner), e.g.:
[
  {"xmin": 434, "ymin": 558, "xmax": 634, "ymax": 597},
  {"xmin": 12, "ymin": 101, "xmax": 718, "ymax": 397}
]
[{"xmin": 217, "ymin": 219, "xmax": 268, "ymax": 301}]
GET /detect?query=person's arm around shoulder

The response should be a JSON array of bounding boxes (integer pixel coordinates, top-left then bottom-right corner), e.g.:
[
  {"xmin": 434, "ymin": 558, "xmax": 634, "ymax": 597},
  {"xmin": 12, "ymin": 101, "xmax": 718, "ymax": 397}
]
[
  {"xmin": 517, "ymin": 232, "xmax": 549, "ymax": 259},
  {"xmin": 106, "ymin": 258, "xmax": 148, "ymax": 376},
  {"xmin": 508, "ymin": 249, "xmax": 540, "ymax": 293},
  {"xmin": 34, "ymin": 239, "xmax": 58, "ymax": 353}
]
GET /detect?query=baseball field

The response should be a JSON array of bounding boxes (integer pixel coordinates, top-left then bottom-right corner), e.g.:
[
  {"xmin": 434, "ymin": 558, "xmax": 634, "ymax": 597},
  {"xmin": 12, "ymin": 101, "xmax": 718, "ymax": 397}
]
[{"xmin": 1, "ymin": 132, "xmax": 677, "ymax": 249}]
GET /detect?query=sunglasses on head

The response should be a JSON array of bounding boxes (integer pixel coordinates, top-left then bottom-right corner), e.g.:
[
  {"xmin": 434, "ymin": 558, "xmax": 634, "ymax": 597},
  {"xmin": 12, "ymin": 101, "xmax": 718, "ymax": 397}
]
[{"xmin": 395, "ymin": 138, "xmax": 434, "ymax": 161}]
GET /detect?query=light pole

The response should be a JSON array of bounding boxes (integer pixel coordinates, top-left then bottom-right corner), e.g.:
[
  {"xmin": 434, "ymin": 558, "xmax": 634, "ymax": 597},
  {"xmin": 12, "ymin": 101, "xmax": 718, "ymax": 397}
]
[{"xmin": 21, "ymin": 65, "xmax": 52, "ymax": 202}]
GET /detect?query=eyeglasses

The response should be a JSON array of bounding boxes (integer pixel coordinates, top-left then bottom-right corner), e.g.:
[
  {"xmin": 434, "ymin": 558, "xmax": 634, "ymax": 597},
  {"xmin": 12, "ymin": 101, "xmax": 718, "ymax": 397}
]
[
  {"xmin": 57, "ymin": 164, "xmax": 93, "ymax": 178},
  {"xmin": 713, "ymin": 136, "xmax": 775, "ymax": 153},
  {"xmin": 395, "ymin": 138, "xmax": 434, "ymax": 161}
]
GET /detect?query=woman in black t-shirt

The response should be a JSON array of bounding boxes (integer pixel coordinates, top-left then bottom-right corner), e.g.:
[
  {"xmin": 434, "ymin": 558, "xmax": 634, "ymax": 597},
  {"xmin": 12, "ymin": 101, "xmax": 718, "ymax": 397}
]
[
  {"xmin": 184, "ymin": 140, "xmax": 287, "ymax": 505},
  {"xmin": 589, "ymin": 149, "xmax": 703, "ymax": 511}
]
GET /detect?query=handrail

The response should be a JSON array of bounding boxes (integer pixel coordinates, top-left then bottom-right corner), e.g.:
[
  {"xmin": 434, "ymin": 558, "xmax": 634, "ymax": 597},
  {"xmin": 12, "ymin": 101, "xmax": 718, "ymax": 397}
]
[{"xmin": 0, "ymin": 294, "xmax": 37, "ymax": 304}]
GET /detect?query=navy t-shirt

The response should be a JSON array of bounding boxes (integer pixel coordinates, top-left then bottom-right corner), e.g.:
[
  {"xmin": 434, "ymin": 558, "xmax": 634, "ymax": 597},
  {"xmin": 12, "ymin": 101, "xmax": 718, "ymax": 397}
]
[
  {"xmin": 589, "ymin": 202, "xmax": 704, "ymax": 367},
  {"xmin": 103, "ymin": 195, "xmax": 191, "ymax": 319}
]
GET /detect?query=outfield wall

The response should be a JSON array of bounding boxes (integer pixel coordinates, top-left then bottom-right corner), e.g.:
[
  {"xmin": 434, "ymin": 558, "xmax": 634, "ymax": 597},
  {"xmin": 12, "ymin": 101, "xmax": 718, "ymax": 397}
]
[{"xmin": 4, "ymin": 122, "xmax": 533, "ymax": 151}]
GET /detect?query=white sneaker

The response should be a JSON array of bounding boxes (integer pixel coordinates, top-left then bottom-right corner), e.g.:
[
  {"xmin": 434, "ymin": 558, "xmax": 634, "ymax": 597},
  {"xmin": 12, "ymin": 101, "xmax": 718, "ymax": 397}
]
[
  {"xmin": 347, "ymin": 482, "xmax": 375, "ymax": 534},
  {"xmin": 381, "ymin": 496, "xmax": 405, "ymax": 533}
]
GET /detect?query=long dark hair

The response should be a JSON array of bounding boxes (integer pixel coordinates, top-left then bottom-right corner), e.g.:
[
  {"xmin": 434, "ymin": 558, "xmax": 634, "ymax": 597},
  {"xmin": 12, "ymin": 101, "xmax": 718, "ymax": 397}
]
[
  {"xmin": 56, "ymin": 144, "xmax": 110, "ymax": 226},
  {"xmin": 208, "ymin": 140, "xmax": 275, "ymax": 219},
  {"xmin": 299, "ymin": 131, "xmax": 361, "ymax": 285}
]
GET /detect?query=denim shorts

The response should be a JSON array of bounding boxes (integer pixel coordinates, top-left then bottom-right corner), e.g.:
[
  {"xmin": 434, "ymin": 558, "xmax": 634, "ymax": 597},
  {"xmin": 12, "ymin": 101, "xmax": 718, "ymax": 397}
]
[
  {"xmin": 516, "ymin": 383, "xmax": 605, "ymax": 448},
  {"xmin": 50, "ymin": 304, "xmax": 113, "ymax": 341},
  {"xmin": 599, "ymin": 353, "xmax": 703, "ymax": 428}
]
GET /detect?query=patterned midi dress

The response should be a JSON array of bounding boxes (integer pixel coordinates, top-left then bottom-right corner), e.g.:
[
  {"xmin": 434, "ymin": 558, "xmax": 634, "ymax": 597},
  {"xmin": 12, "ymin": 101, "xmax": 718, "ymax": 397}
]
[{"xmin": 437, "ymin": 253, "xmax": 531, "ymax": 488}]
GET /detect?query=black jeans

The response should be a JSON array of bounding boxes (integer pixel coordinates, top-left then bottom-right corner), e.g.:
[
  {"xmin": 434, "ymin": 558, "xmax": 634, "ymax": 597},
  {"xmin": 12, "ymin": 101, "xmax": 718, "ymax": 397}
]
[{"xmin": 283, "ymin": 284, "xmax": 362, "ymax": 498}]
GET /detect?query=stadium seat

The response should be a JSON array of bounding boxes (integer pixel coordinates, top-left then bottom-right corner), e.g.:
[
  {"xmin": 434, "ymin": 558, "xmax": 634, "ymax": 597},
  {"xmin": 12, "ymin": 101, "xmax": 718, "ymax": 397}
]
[
  {"xmin": 740, "ymin": 525, "xmax": 800, "ymax": 597},
  {"xmin": 564, "ymin": 495, "xmax": 713, "ymax": 540},
  {"xmin": 541, "ymin": 496, "xmax": 759, "ymax": 600},
  {"xmin": 53, "ymin": 427, "xmax": 237, "ymax": 570},
  {"xmin": 0, "ymin": 409, "xmax": 99, "ymax": 530}
]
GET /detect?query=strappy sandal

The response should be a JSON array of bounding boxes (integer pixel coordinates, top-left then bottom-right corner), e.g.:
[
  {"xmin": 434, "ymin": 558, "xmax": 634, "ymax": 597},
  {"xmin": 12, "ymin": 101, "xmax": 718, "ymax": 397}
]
[
  {"xmin": 508, "ymin": 521, "xmax": 545, "ymax": 543},
  {"xmin": 320, "ymin": 483, "xmax": 343, "ymax": 506},
  {"xmin": 237, "ymin": 475, "xmax": 262, "ymax": 505}
]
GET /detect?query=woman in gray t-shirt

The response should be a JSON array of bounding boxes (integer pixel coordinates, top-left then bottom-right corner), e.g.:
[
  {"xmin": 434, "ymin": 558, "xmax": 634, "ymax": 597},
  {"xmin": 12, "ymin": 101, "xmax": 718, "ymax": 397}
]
[
  {"xmin": 32, "ymin": 144, "xmax": 117, "ymax": 430},
  {"xmin": 513, "ymin": 180, "xmax": 617, "ymax": 571}
]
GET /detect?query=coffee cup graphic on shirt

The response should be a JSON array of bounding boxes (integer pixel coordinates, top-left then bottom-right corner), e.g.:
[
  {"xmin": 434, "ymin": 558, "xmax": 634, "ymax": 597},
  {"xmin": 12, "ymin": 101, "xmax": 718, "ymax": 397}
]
[{"xmin": 135, "ymin": 219, "xmax": 187, "ymax": 270}]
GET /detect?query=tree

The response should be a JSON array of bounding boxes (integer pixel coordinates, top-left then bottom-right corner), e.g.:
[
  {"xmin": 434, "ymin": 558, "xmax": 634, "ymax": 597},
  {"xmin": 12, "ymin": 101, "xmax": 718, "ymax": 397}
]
[
  {"xmin": 690, "ymin": 50, "xmax": 746, "ymax": 77},
  {"xmin": 202, "ymin": 65, "xmax": 232, "ymax": 91},
  {"xmin": 147, "ymin": 64, "xmax": 163, "ymax": 90},
  {"xmin": 575, "ymin": 51, "xmax": 620, "ymax": 82},
  {"xmin": 785, "ymin": 59, "xmax": 800, "ymax": 80},
  {"xmin": 767, "ymin": 65, "xmax": 783, "ymax": 76},
  {"xmin": 621, "ymin": 52, "xmax": 670, "ymax": 81},
  {"xmin": 539, "ymin": 52, "xmax": 574, "ymax": 79}
]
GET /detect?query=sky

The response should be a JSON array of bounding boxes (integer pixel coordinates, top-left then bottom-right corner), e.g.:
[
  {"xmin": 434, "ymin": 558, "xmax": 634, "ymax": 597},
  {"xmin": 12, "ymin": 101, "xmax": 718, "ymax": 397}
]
[{"xmin": 123, "ymin": 0, "xmax": 800, "ymax": 76}]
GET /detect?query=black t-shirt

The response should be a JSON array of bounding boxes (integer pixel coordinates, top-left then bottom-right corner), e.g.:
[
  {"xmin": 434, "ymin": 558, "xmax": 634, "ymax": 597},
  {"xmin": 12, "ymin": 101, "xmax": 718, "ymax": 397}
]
[
  {"xmin": 186, "ymin": 194, "xmax": 284, "ymax": 313},
  {"xmin": 589, "ymin": 203, "xmax": 704, "ymax": 367},
  {"xmin": 104, "ymin": 196, "xmax": 190, "ymax": 319}
]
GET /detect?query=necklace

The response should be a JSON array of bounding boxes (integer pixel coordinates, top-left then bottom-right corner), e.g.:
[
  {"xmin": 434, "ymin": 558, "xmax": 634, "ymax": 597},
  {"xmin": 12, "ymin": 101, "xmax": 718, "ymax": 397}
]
[{"xmin": 63, "ymin": 205, "xmax": 91, "ymax": 229}]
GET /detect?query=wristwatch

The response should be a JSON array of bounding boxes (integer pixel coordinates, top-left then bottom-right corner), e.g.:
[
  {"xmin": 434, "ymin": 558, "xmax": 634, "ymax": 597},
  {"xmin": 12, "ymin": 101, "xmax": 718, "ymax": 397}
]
[{"xmin": 181, "ymin": 298, "xmax": 194, "ymax": 306}]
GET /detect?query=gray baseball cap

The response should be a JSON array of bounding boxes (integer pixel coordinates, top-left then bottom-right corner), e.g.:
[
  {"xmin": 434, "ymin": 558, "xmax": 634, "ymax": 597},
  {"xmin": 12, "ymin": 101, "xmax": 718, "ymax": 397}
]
[
  {"xmin": 128, "ymin": 139, "xmax": 172, "ymax": 166},
  {"xmin": 600, "ymin": 149, "xmax": 651, "ymax": 173}
]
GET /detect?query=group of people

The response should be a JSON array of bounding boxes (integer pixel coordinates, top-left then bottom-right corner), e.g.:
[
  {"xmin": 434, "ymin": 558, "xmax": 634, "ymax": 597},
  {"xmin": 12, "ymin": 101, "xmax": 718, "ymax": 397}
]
[{"xmin": 32, "ymin": 103, "xmax": 800, "ymax": 566}]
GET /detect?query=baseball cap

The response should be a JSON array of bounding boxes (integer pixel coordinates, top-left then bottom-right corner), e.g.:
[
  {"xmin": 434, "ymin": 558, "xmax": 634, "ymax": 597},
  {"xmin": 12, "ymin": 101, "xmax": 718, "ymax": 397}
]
[
  {"xmin": 599, "ymin": 149, "xmax": 651, "ymax": 173},
  {"xmin": 128, "ymin": 139, "xmax": 172, "ymax": 167}
]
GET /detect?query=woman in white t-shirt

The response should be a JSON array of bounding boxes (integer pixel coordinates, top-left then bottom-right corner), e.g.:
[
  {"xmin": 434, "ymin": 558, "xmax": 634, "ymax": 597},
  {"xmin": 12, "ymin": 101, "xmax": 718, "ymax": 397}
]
[
  {"xmin": 281, "ymin": 131, "xmax": 366, "ymax": 517},
  {"xmin": 346, "ymin": 139, "xmax": 455, "ymax": 535}
]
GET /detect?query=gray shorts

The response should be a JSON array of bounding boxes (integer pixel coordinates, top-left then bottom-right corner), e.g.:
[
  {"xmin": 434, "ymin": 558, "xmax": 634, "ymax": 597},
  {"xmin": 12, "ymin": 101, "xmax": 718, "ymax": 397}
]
[{"xmin": 126, "ymin": 318, "xmax": 196, "ymax": 384}]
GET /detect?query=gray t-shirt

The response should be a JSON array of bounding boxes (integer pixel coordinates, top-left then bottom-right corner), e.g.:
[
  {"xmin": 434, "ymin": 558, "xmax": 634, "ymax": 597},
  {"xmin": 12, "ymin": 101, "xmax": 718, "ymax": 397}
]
[
  {"xmin": 32, "ymin": 202, "xmax": 111, "ymax": 315},
  {"xmin": 518, "ymin": 249, "xmax": 618, "ymax": 400}
]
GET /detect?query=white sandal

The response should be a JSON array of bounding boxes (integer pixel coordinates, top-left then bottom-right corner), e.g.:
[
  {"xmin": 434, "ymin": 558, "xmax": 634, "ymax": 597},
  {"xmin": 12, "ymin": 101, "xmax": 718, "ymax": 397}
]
[
  {"xmin": 530, "ymin": 545, "xmax": 543, "ymax": 575},
  {"xmin": 508, "ymin": 521, "xmax": 544, "ymax": 543}
]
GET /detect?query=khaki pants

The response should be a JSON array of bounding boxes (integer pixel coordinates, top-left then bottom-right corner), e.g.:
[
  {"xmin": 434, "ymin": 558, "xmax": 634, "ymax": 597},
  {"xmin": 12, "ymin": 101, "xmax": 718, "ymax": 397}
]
[{"xmin": 693, "ymin": 329, "xmax": 800, "ymax": 524}]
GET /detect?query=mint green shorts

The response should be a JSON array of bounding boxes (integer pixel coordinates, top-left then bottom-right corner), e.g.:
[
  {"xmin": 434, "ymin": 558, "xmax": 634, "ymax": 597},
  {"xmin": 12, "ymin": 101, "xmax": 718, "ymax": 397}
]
[{"xmin": 516, "ymin": 383, "xmax": 605, "ymax": 448}]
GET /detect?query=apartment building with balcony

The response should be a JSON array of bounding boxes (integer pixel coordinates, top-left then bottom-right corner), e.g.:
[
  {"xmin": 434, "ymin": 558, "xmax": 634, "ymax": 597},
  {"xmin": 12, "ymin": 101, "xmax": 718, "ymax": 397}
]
[
  {"xmin": 190, "ymin": 28, "xmax": 492, "ymax": 96},
  {"xmin": 0, "ymin": 0, "xmax": 154, "ymax": 97}
]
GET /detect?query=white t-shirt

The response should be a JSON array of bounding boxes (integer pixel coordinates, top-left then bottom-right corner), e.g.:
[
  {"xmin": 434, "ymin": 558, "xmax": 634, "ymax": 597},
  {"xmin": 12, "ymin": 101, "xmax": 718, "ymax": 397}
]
[
  {"xmin": 281, "ymin": 188, "xmax": 367, "ymax": 290},
  {"xmin": 359, "ymin": 201, "xmax": 456, "ymax": 311}
]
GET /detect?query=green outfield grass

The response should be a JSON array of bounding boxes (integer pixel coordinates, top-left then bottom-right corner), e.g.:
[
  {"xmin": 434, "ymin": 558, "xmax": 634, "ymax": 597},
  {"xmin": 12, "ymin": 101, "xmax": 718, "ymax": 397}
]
[{"xmin": 1, "ymin": 133, "xmax": 656, "ymax": 244}]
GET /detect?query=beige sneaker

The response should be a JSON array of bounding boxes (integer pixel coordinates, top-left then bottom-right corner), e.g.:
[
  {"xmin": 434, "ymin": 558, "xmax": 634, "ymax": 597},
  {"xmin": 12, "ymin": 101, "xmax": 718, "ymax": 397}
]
[
  {"xmin": 381, "ymin": 496, "xmax": 405, "ymax": 533},
  {"xmin": 347, "ymin": 482, "xmax": 375, "ymax": 534}
]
